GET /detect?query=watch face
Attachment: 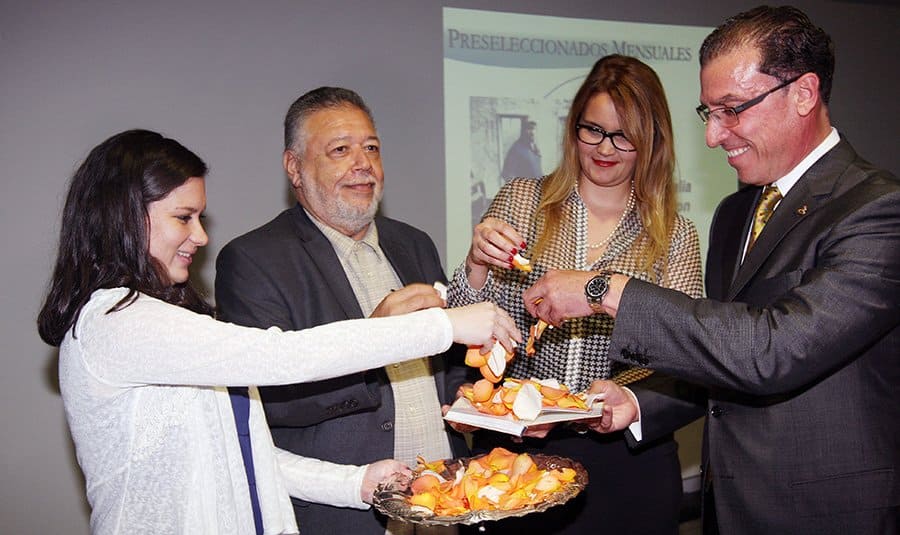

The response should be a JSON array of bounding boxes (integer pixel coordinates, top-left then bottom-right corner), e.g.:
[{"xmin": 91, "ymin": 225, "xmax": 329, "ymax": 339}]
[{"xmin": 586, "ymin": 275, "xmax": 609, "ymax": 300}]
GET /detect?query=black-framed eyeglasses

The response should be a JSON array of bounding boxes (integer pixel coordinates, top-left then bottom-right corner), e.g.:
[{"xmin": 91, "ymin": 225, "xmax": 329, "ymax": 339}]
[
  {"xmin": 575, "ymin": 123, "xmax": 636, "ymax": 152},
  {"xmin": 696, "ymin": 74, "xmax": 802, "ymax": 127}
]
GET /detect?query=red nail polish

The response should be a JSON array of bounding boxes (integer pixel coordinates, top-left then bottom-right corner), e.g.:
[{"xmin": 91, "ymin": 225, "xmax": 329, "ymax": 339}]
[
  {"xmin": 520, "ymin": 242, "xmax": 527, "ymax": 249},
  {"xmin": 511, "ymin": 248, "xmax": 518, "ymax": 255},
  {"xmin": 508, "ymin": 256, "xmax": 514, "ymax": 263}
]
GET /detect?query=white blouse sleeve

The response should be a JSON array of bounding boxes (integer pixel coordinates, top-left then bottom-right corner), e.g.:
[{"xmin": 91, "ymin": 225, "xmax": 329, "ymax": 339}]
[
  {"xmin": 74, "ymin": 289, "xmax": 454, "ymax": 388},
  {"xmin": 273, "ymin": 448, "xmax": 369, "ymax": 509}
]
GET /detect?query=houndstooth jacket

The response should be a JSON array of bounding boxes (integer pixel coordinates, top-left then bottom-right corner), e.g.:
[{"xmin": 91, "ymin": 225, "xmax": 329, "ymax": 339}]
[{"xmin": 448, "ymin": 176, "xmax": 704, "ymax": 392}]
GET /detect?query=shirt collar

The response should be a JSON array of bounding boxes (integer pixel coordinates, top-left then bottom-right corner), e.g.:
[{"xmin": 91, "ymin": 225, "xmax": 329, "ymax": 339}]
[
  {"xmin": 303, "ymin": 207, "xmax": 381, "ymax": 260},
  {"xmin": 773, "ymin": 127, "xmax": 840, "ymax": 197}
]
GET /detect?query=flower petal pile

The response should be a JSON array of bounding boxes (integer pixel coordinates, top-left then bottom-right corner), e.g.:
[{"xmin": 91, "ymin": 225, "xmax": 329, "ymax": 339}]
[
  {"xmin": 407, "ymin": 448, "xmax": 578, "ymax": 516},
  {"xmin": 465, "ymin": 344, "xmax": 515, "ymax": 383},
  {"xmin": 458, "ymin": 377, "xmax": 588, "ymax": 420}
]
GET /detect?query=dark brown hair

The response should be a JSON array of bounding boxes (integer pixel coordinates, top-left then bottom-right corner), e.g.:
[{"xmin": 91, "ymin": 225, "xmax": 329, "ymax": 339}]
[
  {"xmin": 284, "ymin": 86, "xmax": 374, "ymax": 151},
  {"xmin": 38, "ymin": 129, "xmax": 213, "ymax": 346},
  {"xmin": 700, "ymin": 5, "xmax": 835, "ymax": 103}
]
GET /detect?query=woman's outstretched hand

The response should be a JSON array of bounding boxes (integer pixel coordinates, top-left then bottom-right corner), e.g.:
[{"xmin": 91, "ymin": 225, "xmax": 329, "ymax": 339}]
[
  {"xmin": 445, "ymin": 302, "xmax": 522, "ymax": 352},
  {"xmin": 360, "ymin": 460, "xmax": 411, "ymax": 503}
]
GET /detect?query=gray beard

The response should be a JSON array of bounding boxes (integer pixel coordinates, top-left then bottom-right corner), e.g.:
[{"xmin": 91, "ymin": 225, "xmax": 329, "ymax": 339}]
[
  {"xmin": 304, "ymin": 177, "xmax": 382, "ymax": 236},
  {"xmin": 329, "ymin": 196, "xmax": 380, "ymax": 235}
]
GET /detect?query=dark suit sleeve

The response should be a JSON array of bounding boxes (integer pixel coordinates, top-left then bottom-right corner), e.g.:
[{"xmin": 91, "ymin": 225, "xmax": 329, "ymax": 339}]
[
  {"xmin": 610, "ymin": 187, "xmax": 900, "ymax": 396},
  {"xmin": 215, "ymin": 240, "xmax": 381, "ymax": 428}
]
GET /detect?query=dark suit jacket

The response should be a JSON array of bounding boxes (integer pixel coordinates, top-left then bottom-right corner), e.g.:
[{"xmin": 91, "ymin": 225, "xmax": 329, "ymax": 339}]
[
  {"xmin": 215, "ymin": 204, "xmax": 469, "ymax": 534},
  {"xmin": 610, "ymin": 139, "xmax": 900, "ymax": 534},
  {"xmin": 501, "ymin": 137, "xmax": 542, "ymax": 180}
]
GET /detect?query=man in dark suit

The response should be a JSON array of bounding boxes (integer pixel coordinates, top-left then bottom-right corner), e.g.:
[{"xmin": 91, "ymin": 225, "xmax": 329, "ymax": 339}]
[
  {"xmin": 500, "ymin": 118, "xmax": 541, "ymax": 180},
  {"xmin": 216, "ymin": 87, "xmax": 468, "ymax": 535},
  {"xmin": 522, "ymin": 7, "xmax": 899, "ymax": 534}
]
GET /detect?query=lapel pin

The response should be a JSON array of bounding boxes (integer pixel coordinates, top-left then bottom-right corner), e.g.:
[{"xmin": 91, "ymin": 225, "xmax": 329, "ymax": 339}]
[{"xmin": 796, "ymin": 205, "xmax": 808, "ymax": 215}]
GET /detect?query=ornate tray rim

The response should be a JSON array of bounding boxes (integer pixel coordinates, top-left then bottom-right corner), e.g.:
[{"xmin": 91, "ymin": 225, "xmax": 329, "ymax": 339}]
[{"xmin": 372, "ymin": 453, "xmax": 588, "ymax": 526}]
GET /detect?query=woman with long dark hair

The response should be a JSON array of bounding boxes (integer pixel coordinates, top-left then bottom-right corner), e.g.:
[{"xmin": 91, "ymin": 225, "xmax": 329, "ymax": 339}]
[{"xmin": 38, "ymin": 129, "xmax": 519, "ymax": 534}]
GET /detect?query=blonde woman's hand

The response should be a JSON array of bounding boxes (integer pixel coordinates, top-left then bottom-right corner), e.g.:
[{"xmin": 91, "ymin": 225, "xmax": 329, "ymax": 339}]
[
  {"xmin": 445, "ymin": 302, "xmax": 522, "ymax": 351},
  {"xmin": 465, "ymin": 217, "xmax": 526, "ymax": 289},
  {"xmin": 520, "ymin": 422, "xmax": 557, "ymax": 439},
  {"xmin": 442, "ymin": 400, "xmax": 479, "ymax": 434},
  {"xmin": 360, "ymin": 460, "xmax": 411, "ymax": 504},
  {"xmin": 467, "ymin": 217, "xmax": 526, "ymax": 270}
]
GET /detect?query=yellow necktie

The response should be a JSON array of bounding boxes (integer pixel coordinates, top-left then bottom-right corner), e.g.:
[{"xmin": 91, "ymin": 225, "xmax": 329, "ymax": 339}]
[{"xmin": 748, "ymin": 185, "xmax": 782, "ymax": 251}]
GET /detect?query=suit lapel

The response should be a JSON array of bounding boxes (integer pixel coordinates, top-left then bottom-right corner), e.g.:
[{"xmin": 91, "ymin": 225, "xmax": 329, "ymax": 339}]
[
  {"xmin": 289, "ymin": 205, "xmax": 365, "ymax": 319},
  {"xmin": 289, "ymin": 208, "xmax": 430, "ymax": 316},
  {"xmin": 727, "ymin": 140, "xmax": 849, "ymax": 300},
  {"xmin": 378, "ymin": 220, "xmax": 426, "ymax": 286},
  {"xmin": 707, "ymin": 187, "xmax": 756, "ymax": 300}
]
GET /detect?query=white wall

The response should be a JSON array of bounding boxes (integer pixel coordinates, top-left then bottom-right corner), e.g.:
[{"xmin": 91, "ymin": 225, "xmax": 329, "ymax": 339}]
[{"xmin": 2, "ymin": 0, "xmax": 897, "ymax": 531}]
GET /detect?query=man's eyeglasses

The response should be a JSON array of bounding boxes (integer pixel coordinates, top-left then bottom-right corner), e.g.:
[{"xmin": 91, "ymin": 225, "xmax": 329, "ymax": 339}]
[
  {"xmin": 575, "ymin": 124, "xmax": 636, "ymax": 152},
  {"xmin": 696, "ymin": 74, "xmax": 802, "ymax": 127}
]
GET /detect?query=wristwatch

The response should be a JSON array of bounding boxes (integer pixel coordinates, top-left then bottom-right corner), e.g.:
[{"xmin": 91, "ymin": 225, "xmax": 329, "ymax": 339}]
[{"xmin": 584, "ymin": 271, "xmax": 613, "ymax": 313}]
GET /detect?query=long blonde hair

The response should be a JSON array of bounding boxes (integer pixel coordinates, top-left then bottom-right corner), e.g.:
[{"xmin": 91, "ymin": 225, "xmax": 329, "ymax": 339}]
[{"xmin": 532, "ymin": 55, "xmax": 677, "ymax": 276}]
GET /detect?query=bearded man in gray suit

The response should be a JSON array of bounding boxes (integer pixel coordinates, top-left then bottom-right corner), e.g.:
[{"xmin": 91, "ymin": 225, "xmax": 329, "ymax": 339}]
[
  {"xmin": 522, "ymin": 6, "xmax": 899, "ymax": 535},
  {"xmin": 216, "ymin": 87, "xmax": 470, "ymax": 535}
]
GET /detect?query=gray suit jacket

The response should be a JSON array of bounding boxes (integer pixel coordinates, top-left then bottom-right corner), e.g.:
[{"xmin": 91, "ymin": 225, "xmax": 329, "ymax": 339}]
[
  {"xmin": 610, "ymin": 139, "xmax": 900, "ymax": 534},
  {"xmin": 215, "ymin": 204, "xmax": 469, "ymax": 534}
]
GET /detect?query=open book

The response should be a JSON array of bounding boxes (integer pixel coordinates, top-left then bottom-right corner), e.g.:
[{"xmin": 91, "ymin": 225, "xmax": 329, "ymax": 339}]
[{"xmin": 444, "ymin": 395, "xmax": 604, "ymax": 437}]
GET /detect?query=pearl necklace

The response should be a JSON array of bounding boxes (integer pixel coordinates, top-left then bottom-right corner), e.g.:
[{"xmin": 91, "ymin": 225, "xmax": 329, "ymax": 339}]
[{"xmin": 586, "ymin": 183, "xmax": 635, "ymax": 250}]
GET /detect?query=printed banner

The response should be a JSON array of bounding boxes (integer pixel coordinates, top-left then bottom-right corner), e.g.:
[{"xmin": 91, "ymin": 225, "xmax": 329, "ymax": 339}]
[{"xmin": 443, "ymin": 7, "xmax": 735, "ymax": 271}]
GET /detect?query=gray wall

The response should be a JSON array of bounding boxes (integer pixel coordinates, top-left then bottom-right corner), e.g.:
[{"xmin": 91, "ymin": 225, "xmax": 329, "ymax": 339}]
[{"xmin": 2, "ymin": 1, "xmax": 897, "ymax": 532}]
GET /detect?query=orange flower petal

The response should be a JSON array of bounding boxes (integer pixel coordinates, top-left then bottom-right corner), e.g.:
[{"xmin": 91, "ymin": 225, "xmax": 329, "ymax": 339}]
[{"xmin": 465, "ymin": 346, "xmax": 489, "ymax": 367}]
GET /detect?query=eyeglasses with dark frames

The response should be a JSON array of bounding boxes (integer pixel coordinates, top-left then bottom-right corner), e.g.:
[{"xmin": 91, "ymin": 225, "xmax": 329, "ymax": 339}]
[
  {"xmin": 696, "ymin": 74, "xmax": 803, "ymax": 127},
  {"xmin": 575, "ymin": 123, "xmax": 637, "ymax": 152}
]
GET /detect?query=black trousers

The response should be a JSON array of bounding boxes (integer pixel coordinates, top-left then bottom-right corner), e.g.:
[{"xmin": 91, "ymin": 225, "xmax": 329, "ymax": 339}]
[
  {"xmin": 472, "ymin": 427, "xmax": 682, "ymax": 535},
  {"xmin": 702, "ymin": 484, "xmax": 719, "ymax": 535}
]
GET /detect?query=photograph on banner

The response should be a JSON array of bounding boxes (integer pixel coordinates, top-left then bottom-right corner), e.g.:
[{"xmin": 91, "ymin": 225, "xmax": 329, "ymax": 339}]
[{"xmin": 443, "ymin": 7, "xmax": 735, "ymax": 269}]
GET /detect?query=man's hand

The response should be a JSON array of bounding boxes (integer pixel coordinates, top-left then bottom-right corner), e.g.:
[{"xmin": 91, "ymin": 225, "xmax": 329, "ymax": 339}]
[
  {"xmin": 360, "ymin": 460, "xmax": 411, "ymax": 503},
  {"xmin": 582, "ymin": 380, "xmax": 639, "ymax": 434},
  {"xmin": 523, "ymin": 270, "xmax": 627, "ymax": 325},
  {"xmin": 522, "ymin": 270, "xmax": 596, "ymax": 326},
  {"xmin": 370, "ymin": 283, "xmax": 444, "ymax": 318},
  {"xmin": 442, "ymin": 401, "xmax": 479, "ymax": 434}
]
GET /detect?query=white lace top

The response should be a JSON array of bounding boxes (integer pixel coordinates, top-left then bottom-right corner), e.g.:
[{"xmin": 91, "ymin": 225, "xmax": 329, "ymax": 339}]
[{"xmin": 59, "ymin": 288, "xmax": 453, "ymax": 534}]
